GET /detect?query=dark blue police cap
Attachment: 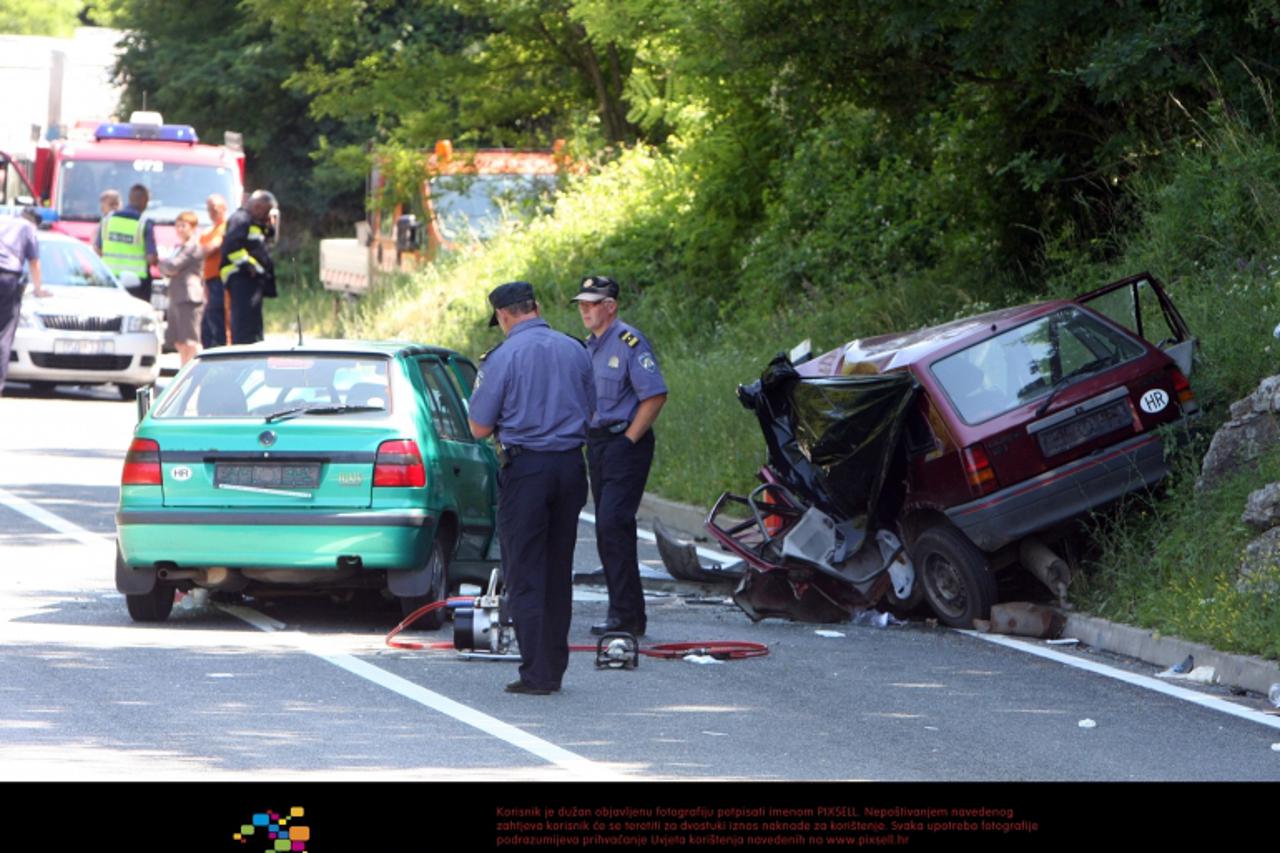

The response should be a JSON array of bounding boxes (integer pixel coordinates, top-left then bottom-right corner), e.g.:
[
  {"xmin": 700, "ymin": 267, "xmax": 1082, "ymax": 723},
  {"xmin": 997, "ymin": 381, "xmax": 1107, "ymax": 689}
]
[
  {"xmin": 569, "ymin": 274, "xmax": 619, "ymax": 304},
  {"xmin": 488, "ymin": 280, "xmax": 536, "ymax": 326}
]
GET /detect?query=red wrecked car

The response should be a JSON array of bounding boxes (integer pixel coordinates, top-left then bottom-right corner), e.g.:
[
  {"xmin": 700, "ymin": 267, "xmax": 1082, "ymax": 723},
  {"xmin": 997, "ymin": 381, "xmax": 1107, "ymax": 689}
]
[{"xmin": 707, "ymin": 273, "xmax": 1198, "ymax": 628}]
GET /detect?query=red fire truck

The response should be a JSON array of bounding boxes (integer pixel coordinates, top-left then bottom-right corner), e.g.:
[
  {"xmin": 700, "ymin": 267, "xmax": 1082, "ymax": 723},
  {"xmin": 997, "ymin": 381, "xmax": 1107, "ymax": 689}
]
[{"xmin": 23, "ymin": 111, "xmax": 245, "ymax": 308}]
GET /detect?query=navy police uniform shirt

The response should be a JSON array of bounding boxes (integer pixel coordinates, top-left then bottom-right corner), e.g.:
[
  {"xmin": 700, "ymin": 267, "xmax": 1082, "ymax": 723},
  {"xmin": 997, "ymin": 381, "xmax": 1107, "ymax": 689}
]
[
  {"xmin": 587, "ymin": 318, "xmax": 668, "ymax": 428},
  {"xmin": 469, "ymin": 317, "xmax": 595, "ymax": 451}
]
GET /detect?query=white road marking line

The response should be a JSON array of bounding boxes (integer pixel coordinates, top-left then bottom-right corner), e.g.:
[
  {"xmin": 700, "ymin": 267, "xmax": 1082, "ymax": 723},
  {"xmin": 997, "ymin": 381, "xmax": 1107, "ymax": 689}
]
[
  {"xmin": 962, "ymin": 630, "xmax": 1280, "ymax": 732},
  {"xmin": 0, "ymin": 486, "xmax": 626, "ymax": 779},
  {"xmin": 223, "ymin": 605, "xmax": 626, "ymax": 780},
  {"xmin": 0, "ymin": 486, "xmax": 112, "ymax": 548},
  {"xmin": 5, "ymin": 485, "xmax": 1272, "ymax": 738}
]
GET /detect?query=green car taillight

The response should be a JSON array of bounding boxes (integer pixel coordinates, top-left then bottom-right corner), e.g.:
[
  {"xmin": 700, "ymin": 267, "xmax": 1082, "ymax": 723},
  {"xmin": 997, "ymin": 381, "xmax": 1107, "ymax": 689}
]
[
  {"xmin": 122, "ymin": 437, "xmax": 162, "ymax": 485},
  {"xmin": 373, "ymin": 439, "xmax": 426, "ymax": 488}
]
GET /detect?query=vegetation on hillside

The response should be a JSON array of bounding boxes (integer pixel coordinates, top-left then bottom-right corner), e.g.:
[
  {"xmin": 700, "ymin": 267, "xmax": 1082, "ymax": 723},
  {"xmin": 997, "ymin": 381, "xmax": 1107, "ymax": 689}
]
[{"xmin": 116, "ymin": 1, "xmax": 1280, "ymax": 658}]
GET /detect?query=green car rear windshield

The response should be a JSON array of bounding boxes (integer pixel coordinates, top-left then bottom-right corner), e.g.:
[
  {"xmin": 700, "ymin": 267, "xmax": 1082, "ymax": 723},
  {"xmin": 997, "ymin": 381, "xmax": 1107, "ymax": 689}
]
[
  {"xmin": 153, "ymin": 354, "xmax": 394, "ymax": 419},
  {"xmin": 930, "ymin": 307, "xmax": 1145, "ymax": 424}
]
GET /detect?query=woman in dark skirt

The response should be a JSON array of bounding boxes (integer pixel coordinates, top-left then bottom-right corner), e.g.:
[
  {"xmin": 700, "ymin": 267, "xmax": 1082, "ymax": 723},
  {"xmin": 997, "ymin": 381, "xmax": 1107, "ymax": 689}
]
[{"xmin": 159, "ymin": 210, "xmax": 206, "ymax": 366}]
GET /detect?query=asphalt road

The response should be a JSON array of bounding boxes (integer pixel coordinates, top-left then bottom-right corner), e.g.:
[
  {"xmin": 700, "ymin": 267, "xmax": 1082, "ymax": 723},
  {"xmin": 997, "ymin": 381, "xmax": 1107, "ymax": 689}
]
[{"xmin": 2, "ymin": 378, "xmax": 1279, "ymax": 786}]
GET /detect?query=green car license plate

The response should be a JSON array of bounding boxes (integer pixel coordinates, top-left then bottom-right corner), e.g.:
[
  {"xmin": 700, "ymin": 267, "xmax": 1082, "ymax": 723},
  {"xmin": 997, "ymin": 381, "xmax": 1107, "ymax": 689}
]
[{"xmin": 214, "ymin": 462, "xmax": 322, "ymax": 489}]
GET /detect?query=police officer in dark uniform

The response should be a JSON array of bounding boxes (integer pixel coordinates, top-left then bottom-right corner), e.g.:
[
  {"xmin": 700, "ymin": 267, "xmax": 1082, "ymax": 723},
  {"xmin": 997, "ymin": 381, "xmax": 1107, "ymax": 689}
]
[
  {"xmin": 219, "ymin": 190, "xmax": 277, "ymax": 344},
  {"xmin": 571, "ymin": 275, "xmax": 668, "ymax": 637},
  {"xmin": 468, "ymin": 281, "xmax": 595, "ymax": 695}
]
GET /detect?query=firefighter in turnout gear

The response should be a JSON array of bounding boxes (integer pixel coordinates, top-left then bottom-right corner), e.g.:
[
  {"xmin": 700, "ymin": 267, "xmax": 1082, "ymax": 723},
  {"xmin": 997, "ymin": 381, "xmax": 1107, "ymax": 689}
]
[{"xmin": 219, "ymin": 190, "xmax": 277, "ymax": 344}]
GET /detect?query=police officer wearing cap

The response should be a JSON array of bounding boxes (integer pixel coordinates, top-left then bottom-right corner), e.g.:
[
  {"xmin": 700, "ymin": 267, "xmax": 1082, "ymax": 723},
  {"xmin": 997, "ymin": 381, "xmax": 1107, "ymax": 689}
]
[
  {"xmin": 571, "ymin": 275, "xmax": 668, "ymax": 637},
  {"xmin": 468, "ymin": 281, "xmax": 595, "ymax": 695}
]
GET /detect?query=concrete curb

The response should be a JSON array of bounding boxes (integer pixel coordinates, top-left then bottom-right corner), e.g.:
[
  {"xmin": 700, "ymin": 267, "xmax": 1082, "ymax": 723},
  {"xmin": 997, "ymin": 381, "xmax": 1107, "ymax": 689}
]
[
  {"xmin": 1063, "ymin": 613, "xmax": 1280, "ymax": 697},
  {"xmin": 639, "ymin": 490, "xmax": 1280, "ymax": 699}
]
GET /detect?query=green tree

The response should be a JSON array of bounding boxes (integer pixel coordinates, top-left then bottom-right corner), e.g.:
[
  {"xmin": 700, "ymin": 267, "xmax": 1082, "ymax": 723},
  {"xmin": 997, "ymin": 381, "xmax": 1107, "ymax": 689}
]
[
  {"xmin": 0, "ymin": 0, "xmax": 81, "ymax": 36},
  {"xmin": 105, "ymin": 0, "xmax": 382, "ymax": 233}
]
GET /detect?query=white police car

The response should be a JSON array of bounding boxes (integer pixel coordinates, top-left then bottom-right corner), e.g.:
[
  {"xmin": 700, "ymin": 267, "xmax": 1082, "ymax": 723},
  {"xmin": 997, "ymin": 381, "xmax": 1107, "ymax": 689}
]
[{"xmin": 9, "ymin": 231, "xmax": 161, "ymax": 399}]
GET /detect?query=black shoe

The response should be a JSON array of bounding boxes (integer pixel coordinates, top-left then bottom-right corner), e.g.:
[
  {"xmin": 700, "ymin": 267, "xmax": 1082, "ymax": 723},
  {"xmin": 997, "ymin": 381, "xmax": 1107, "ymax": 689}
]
[
  {"xmin": 590, "ymin": 621, "xmax": 646, "ymax": 637},
  {"xmin": 505, "ymin": 679, "xmax": 555, "ymax": 695}
]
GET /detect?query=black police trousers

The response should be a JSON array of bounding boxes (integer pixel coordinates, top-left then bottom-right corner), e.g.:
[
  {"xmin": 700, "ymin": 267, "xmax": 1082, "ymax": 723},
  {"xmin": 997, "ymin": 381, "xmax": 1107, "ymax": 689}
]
[
  {"xmin": 497, "ymin": 447, "xmax": 588, "ymax": 690},
  {"xmin": 226, "ymin": 271, "xmax": 263, "ymax": 344},
  {"xmin": 587, "ymin": 429, "xmax": 655, "ymax": 629},
  {"xmin": 202, "ymin": 277, "xmax": 226, "ymax": 348}
]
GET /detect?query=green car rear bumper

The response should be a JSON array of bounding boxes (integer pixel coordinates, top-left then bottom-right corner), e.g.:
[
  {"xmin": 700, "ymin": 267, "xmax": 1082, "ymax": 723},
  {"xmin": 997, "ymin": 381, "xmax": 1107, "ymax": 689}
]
[{"xmin": 116, "ymin": 508, "xmax": 435, "ymax": 570}]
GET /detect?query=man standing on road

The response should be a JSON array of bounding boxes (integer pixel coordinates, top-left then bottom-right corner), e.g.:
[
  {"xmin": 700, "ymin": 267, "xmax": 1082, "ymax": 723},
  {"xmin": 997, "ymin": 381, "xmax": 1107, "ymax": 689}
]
[
  {"xmin": 100, "ymin": 184, "xmax": 158, "ymax": 306},
  {"xmin": 571, "ymin": 275, "xmax": 668, "ymax": 638},
  {"xmin": 0, "ymin": 208, "xmax": 49, "ymax": 395},
  {"xmin": 219, "ymin": 190, "xmax": 277, "ymax": 344},
  {"xmin": 199, "ymin": 194, "xmax": 229, "ymax": 347},
  {"xmin": 467, "ymin": 281, "xmax": 594, "ymax": 695}
]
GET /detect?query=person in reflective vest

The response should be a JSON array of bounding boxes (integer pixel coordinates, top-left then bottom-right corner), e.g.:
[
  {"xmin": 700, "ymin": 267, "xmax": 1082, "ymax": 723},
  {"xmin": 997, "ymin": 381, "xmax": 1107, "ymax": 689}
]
[
  {"xmin": 219, "ymin": 190, "xmax": 277, "ymax": 344},
  {"xmin": 100, "ymin": 184, "xmax": 157, "ymax": 305}
]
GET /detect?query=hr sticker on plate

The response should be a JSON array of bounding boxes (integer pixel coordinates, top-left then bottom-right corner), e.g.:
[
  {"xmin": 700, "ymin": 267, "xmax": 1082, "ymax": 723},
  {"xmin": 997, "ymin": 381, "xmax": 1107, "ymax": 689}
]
[
  {"xmin": 1139, "ymin": 389, "xmax": 1169, "ymax": 414},
  {"xmin": 170, "ymin": 466, "xmax": 192, "ymax": 481}
]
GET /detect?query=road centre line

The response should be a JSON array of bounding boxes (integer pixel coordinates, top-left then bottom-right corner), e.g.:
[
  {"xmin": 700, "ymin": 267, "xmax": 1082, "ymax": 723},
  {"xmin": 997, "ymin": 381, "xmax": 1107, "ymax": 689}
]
[
  {"xmin": 3, "ymin": 485, "xmax": 1273, "ymax": 736},
  {"xmin": 0, "ymin": 484, "xmax": 626, "ymax": 779},
  {"xmin": 222, "ymin": 605, "xmax": 627, "ymax": 780},
  {"xmin": 963, "ymin": 629, "xmax": 1280, "ymax": 733}
]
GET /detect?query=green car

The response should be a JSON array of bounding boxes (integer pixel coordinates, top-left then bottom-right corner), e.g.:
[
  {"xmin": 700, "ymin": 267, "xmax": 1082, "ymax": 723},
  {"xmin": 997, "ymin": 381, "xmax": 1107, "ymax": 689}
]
[{"xmin": 115, "ymin": 341, "xmax": 499, "ymax": 625}]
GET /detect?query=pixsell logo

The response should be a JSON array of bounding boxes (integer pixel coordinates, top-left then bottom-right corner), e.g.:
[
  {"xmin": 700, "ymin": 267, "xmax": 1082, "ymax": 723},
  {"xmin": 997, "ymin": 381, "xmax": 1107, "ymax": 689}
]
[{"xmin": 232, "ymin": 807, "xmax": 310, "ymax": 852}]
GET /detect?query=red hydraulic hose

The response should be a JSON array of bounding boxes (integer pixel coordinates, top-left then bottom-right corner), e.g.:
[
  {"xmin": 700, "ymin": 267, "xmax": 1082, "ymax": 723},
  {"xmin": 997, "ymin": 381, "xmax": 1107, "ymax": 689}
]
[{"xmin": 386, "ymin": 598, "xmax": 769, "ymax": 659}]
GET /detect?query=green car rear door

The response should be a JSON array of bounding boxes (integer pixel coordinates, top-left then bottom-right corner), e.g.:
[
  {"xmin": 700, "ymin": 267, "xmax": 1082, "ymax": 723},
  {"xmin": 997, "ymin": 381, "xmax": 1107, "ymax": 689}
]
[{"xmin": 410, "ymin": 355, "xmax": 496, "ymax": 559}]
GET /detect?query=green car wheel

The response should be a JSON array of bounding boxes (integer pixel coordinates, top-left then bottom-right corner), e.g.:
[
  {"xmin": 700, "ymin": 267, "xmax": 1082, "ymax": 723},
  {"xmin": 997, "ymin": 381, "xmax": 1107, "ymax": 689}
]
[
  {"xmin": 398, "ymin": 534, "xmax": 450, "ymax": 630},
  {"xmin": 126, "ymin": 584, "xmax": 176, "ymax": 623}
]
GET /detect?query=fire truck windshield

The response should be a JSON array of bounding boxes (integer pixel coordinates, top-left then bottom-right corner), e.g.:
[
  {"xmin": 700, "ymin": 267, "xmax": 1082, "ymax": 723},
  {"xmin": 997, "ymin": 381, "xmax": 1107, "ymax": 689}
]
[{"xmin": 57, "ymin": 159, "xmax": 240, "ymax": 224}]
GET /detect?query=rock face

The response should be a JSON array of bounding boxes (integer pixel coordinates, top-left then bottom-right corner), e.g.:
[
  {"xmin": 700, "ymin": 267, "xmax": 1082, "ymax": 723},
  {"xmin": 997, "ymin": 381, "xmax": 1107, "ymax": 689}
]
[
  {"xmin": 1239, "ymin": 527, "xmax": 1280, "ymax": 596},
  {"xmin": 1197, "ymin": 412, "xmax": 1280, "ymax": 493},
  {"xmin": 1242, "ymin": 483, "xmax": 1280, "ymax": 531},
  {"xmin": 1203, "ymin": 375, "xmax": 1280, "ymax": 596}
]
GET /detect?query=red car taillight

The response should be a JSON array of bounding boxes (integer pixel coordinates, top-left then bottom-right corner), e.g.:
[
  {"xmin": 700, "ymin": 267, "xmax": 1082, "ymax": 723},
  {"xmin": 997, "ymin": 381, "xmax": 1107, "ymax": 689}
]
[
  {"xmin": 121, "ymin": 438, "xmax": 162, "ymax": 485},
  {"xmin": 374, "ymin": 439, "xmax": 426, "ymax": 487},
  {"xmin": 961, "ymin": 444, "xmax": 997, "ymax": 497},
  {"xmin": 1169, "ymin": 367, "xmax": 1198, "ymax": 414}
]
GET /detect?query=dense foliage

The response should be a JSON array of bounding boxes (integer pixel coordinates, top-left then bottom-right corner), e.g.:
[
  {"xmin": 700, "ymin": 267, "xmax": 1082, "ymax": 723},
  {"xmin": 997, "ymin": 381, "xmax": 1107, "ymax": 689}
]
[{"xmin": 122, "ymin": 1, "xmax": 1280, "ymax": 655}]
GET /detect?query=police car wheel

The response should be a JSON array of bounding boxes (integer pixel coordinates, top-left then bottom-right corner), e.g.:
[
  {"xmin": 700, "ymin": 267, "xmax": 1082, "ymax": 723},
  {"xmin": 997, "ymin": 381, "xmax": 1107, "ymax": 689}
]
[{"xmin": 398, "ymin": 534, "xmax": 450, "ymax": 629}]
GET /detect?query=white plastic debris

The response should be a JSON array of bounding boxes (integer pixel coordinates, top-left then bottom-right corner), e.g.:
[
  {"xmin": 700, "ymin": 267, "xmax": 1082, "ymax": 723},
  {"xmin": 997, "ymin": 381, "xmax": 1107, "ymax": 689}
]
[
  {"xmin": 1185, "ymin": 666, "xmax": 1218, "ymax": 684},
  {"xmin": 1045, "ymin": 638, "xmax": 1080, "ymax": 646},
  {"xmin": 1271, "ymin": 743, "xmax": 1280, "ymax": 752},
  {"xmin": 1158, "ymin": 664, "xmax": 1218, "ymax": 684},
  {"xmin": 815, "ymin": 630, "xmax": 846, "ymax": 638},
  {"xmin": 683, "ymin": 654, "xmax": 724, "ymax": 665},
  {"xmin": 855, "ymin": 607, "xmax": 896, "ymax": 627},
  {"xmin": 1078, "ymin": 719, "xmax": 1097, "ymax": 729},
  {"xmin": 1268, "ymin": 683, "xmax": 1280, "ymax": 708}
]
